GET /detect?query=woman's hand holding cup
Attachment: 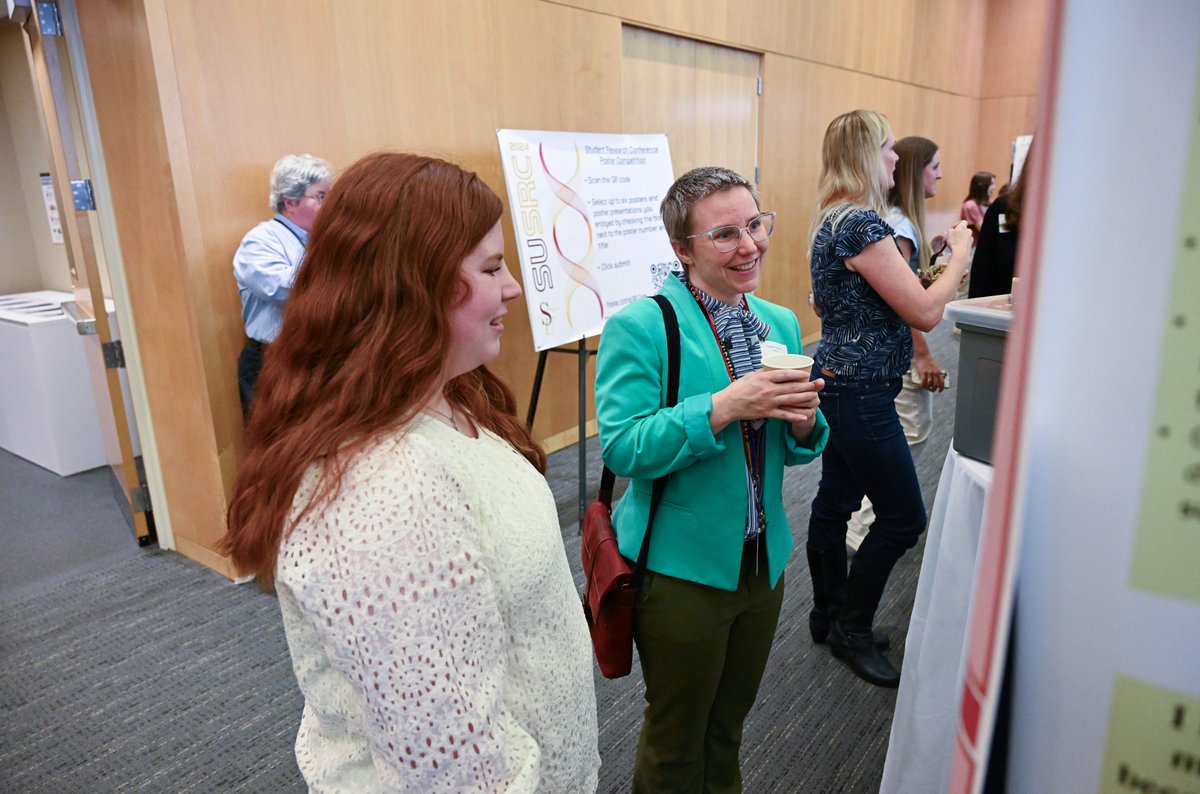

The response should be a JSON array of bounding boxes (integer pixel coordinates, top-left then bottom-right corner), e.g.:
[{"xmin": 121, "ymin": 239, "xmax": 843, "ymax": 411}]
[
  {"xmin": 946, "ymin": 219, "xmax": 973, "ymax": 253},
  {"xmin": 761, "ymin": 353, "xmax": 814, "ymax": 374},
  {"xmin": 762, "ymin": 354, "xmax": 822, "ymax": 438},
  {"xmin": 709, "ymin": 354, "xmax": 822, "ymax": 434}
]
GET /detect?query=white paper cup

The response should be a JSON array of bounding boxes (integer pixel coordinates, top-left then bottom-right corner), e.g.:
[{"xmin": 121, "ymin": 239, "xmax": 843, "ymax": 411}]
[{"xmin": 761, "ymin": 353, "xmax": 814, "ymax": 375}]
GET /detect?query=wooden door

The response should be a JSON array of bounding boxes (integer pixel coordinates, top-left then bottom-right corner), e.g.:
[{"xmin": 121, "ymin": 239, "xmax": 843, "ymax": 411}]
[
  {"xmin": 18, "ymin": 3, "xmax": 150, "ymax": 543},
  {"xmin": 621, "ymin": 26, "xmax": 761, "ymax": 184}
]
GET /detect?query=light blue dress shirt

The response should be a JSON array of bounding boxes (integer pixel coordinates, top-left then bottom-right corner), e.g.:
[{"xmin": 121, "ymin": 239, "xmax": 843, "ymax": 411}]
[{"xmin": 233, "ymin": 213, "xmax": 308, "ymax": 343}]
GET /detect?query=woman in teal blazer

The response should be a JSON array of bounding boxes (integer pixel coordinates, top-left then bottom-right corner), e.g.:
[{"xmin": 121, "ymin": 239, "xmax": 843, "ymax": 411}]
[{"xmin": 595, "ymin": 166, "xmax": 828, "ymax": 793}]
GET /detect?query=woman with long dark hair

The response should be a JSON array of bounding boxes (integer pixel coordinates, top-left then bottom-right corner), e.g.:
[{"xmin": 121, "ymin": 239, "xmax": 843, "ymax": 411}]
[
  {"xmin": 960, "ymin": 170, "xmax": 996, "ymax": 242},
  {"xmin": 806, "ymin": 111, "xmax": 972, "ymax": 687},
  {"xmin": 223, "ymin": 152, "xmax": 599, "ymax": 792},
  {"xmin": 887, "ymin": 136, "xmax": 950, "ymax": 439},
  {"xmin": 846, "ymin": 135, "xmax": 951, "ymax": 552},
  {"xmin": 968, "ymin": 150, "xmax": 1031, "ymax": 298}
]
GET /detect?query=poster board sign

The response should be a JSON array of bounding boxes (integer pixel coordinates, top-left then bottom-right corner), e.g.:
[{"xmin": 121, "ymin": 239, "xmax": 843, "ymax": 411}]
[
  {"xmin": 1011, "ymin": 135, "xmax": 1033, "ymax": 185},
  {"xmin": 496, "ymin": 129, "xmax": 678, "ymax": 351}
]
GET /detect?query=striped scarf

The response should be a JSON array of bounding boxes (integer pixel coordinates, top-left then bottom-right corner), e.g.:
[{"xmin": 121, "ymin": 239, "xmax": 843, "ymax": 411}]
[{"xmin": 681, "ymin": 275, "xmax": 771, "ymax": 378}]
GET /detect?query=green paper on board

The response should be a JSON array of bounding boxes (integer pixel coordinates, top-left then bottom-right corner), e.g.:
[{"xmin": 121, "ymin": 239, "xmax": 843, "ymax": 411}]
[
  {"xmin": 1131, "ymin": 73, "xmax": 1200, "ymax": 603},
  {"xmin": 1101, "ymin": 676, "xmax": 1200, "ymax": 793}
]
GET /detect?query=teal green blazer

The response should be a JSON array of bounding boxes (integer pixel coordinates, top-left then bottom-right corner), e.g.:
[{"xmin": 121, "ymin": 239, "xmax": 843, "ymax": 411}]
[{"xmin": 595, "ymin": 275, "xmax": 829, "ymax": 591}]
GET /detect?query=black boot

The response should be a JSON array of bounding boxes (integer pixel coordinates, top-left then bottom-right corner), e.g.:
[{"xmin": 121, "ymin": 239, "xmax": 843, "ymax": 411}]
[
  {"xmin": 808, "ymin": 545, "xmax": 890, "ymax": 651},
  {"xmin": 829, "ymin": 570, "xmax": 901, "ymax": 688},
  {"xmin": 806, "ymin": 545, "xmax": 846, "ymax": 643}
]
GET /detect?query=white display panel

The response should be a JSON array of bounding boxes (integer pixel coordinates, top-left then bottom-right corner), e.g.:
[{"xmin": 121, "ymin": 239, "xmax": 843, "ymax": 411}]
[
  {"xmin": 968, "ymin": 2, "xmax": 1200, "ymax": 792},
  {"xmin": 496, "ymin": 129, "xmax": 678, "ymax": 351}
]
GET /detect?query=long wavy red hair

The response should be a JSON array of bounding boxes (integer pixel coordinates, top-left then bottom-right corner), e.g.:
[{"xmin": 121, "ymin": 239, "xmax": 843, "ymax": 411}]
[{"xmin": 223, "ymin": 152, "xmax": 544, "ymax": 588}]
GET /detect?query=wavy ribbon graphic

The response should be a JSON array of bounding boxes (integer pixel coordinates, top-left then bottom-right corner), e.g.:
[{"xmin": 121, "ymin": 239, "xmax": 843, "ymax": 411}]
[{"xmin": 539, "ymin": 143, "xmax": 603, "ymax": 323}]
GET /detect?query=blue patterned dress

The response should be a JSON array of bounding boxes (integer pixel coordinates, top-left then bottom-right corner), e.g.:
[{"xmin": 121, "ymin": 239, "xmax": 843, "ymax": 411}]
[{"xmin": 810, "ymin": 207, "xmax": 913, "ymax": 381}]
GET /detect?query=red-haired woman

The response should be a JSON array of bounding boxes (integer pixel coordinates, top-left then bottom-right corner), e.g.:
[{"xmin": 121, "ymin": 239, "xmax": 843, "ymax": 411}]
[{"xmin": 223, "ymin": 153, "xmax": 599, "ymax": 792}]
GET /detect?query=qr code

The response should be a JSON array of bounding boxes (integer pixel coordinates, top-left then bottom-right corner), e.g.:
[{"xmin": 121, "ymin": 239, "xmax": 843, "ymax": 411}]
[{"xmin": 650, "ymin": 259, "xmax": 682, "ymax": 292}]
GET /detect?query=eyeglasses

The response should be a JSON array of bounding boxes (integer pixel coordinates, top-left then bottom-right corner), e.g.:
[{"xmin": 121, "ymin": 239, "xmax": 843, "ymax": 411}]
[
  {"xmin": 304, "ymin": 192, "xmax": 327, "ymax": 204},
  {"xmin": 686, "ymin": 212, "xmax": 776, "ymax": 252}
]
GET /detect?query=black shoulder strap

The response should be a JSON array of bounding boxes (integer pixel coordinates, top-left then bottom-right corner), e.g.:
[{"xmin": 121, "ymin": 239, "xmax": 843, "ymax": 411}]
[
  {"xmin": 617, "ymin": 294, "xmax": 680, "ymax": 587},
  {"xmin": 652, "ymin": 294, "xmax": 681, "ymax": 407},
  {"xmin": 597, "ymin": 294, "xmax": 679, "ymax": 510},
  {"xmin": 629, "ymin": 296, "xmax": 679, "ymax": 583}
]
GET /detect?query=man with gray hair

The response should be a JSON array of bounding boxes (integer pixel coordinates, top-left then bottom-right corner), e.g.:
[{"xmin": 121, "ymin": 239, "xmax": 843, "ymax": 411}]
[{"xmin": 233, "ymin": 153, "xmax": 332, "ymax": 418}]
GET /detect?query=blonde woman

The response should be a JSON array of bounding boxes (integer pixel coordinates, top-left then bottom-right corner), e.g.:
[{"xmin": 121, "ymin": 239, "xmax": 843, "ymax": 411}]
[{"xmin": 805, "ymin": 111, "xmax": 971, "ymax": 687}]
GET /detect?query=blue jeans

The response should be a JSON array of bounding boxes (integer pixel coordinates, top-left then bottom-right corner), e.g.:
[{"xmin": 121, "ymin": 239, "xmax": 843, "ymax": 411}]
[{"xmin": 807, "ymin": 376, "xmax": 927, "ymax": 579}]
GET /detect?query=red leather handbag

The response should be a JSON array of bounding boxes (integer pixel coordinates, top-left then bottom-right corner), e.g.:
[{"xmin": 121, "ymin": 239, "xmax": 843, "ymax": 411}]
[
  {"xmin": 581, "ymin": 294, "xmax": 678, "ymax": 679},
  {"xmin": 581, "ymin": 472, "xmax": 640, "ymax": 678}
]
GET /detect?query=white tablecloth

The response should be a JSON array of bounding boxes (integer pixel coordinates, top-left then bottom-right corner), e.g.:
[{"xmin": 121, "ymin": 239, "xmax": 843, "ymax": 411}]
[{"xmin": 880, "ymin": 446, "xmax": 994, "ymax": 794}]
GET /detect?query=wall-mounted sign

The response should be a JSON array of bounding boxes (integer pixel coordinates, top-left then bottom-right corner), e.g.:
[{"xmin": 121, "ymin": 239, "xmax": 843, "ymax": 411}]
[{"xmin": 39, "ymin": 173, "xmax": 63, "ymax": 244}]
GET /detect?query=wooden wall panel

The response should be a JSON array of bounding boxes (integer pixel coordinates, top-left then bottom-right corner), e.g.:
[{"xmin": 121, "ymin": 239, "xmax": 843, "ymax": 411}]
[
  {"xmin": 980, "ymin": 0, "xmax": 1051, "ymax": 98},
  {"xmin": 160, "ymin": 2, "xmax": 349, "ymax": 482},
  {"xmin": 621, "ymin": 26, "xmax": 761, "ymax": 182},
  {"xmin": 558, "ymin": 0, "xmax": 988, "ymax": 97},
  {"xmin": 976, "ymin": 95, "xmax": 1039, "ymax": 188},
  {"xmin": 974, "ymin": 0, "xmax": 1049, "ymax": 189},
  {"xmin": 159, "ymin": 0, "xmax": 623, "ymax": 479},
  {"xmin": 75, "ymin": 0, "xmax": 234, "ymax": 577},
  {"xmin": 488, "ymin": 4, "xmax": 624, "ymax": 444}
]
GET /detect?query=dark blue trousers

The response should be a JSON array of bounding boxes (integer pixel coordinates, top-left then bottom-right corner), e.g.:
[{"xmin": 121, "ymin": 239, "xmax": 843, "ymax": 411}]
[
  {"xmin": 807, "ymin": 376, "xmax": 927, "ymax": 579},
  {"xmin": 237, "ymin": 341, "xmax": 264, "ymax": 422}
]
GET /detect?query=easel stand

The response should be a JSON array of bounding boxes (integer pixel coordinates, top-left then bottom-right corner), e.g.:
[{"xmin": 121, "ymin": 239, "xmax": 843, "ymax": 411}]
[{"xmin": 526, "ymin": 337, "xmax": 597, "ymax": 527}]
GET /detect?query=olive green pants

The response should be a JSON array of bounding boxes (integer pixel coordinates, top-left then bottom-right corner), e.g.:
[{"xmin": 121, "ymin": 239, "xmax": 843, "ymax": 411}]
[{"xmin": 631, "ymin": 543, "xmax": 784, "ymax": 794}]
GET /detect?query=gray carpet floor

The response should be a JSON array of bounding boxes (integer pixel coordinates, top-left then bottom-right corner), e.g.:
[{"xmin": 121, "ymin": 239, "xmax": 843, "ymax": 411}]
[
  {"xmin": 0, "ymin": 448, "xmax": 135, "ymax": 601},
  {"xmin": 0, "ymin": 319, "xmax": 960, "ymax": 793}
]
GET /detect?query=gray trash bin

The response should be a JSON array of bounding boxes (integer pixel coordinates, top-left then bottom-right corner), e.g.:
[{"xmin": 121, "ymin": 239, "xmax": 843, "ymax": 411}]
[{"xmin": 945, "ymin": 295, "xmax": 1013, "ymax": 465}]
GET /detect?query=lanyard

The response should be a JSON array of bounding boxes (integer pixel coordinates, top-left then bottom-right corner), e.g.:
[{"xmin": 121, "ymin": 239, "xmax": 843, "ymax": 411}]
[
  {"xmin": 686, "ymin": 287, "xmax": 769, "ymax": 535},
  {"xmin": 686, "ymin": 286, "xmax": 754, "ymax": 465}
]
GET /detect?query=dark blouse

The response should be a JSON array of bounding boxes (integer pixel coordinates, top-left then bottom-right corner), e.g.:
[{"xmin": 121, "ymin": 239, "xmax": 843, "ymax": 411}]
[
  {"xmin": 810, "ymin": 207, "xmax": 912, "ymax": 382},
  {"xmin": 967, "ymin": 195, "xmax": 1020, "ymax": 298}
]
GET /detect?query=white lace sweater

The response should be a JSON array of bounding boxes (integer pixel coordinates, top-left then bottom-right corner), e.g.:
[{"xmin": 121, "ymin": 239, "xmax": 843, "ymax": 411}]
[{"xmin": 275, "ymin": 416, "xmax": 599, "ymax": 792}]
